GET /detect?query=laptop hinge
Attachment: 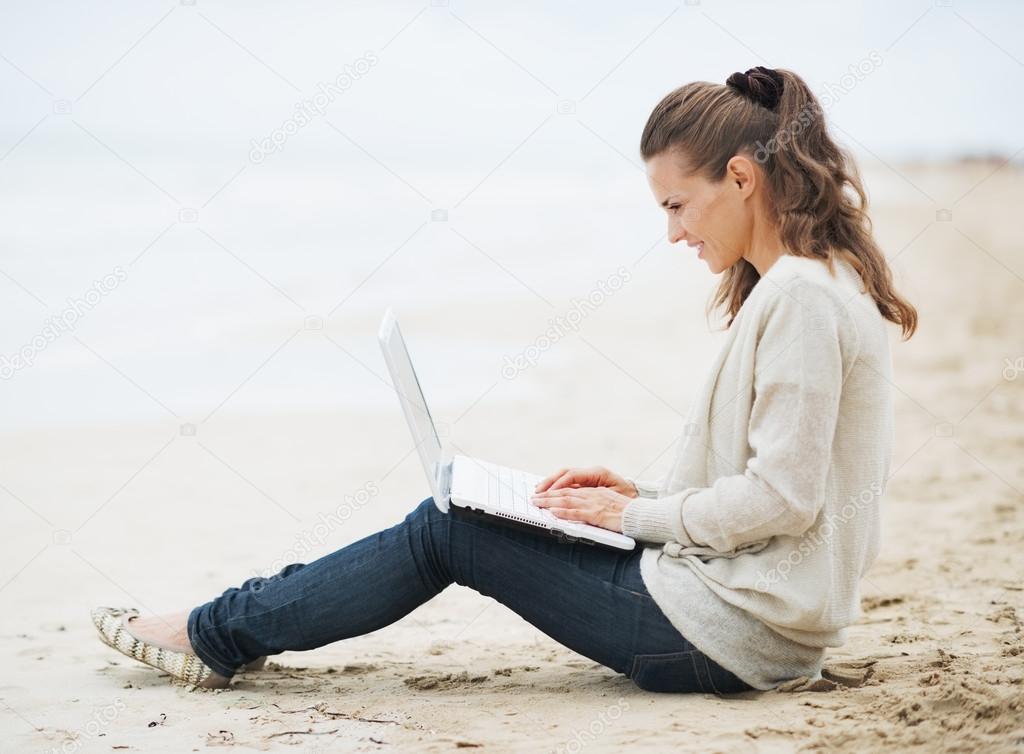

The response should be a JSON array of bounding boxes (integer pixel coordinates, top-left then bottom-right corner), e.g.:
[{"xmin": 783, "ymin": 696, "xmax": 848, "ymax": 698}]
[{"xmin": 435, "ymin": 459, "xmax": 453, "ymax": 505}]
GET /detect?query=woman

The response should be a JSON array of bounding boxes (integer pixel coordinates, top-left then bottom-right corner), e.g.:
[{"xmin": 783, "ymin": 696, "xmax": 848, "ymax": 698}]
[{"xmin": 92, "ymin": 66, "xmax": 916, "ymax": 693}]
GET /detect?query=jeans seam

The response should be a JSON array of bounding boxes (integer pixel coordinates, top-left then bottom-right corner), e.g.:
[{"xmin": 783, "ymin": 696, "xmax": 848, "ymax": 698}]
[
  {"xmin": 700, "ymin": 653, "xmax": 722, "ymax": 695},
  {"xmin": 688, "ymin": 652, "xmax": 707, "ymax": 693}
]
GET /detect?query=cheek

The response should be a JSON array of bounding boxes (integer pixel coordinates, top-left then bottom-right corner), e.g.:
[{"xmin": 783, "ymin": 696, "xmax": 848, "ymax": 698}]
[
  {"xmin": 704, "ymin": 200, "xmax": 744, "ymax": 253},
  {"xmin": 690, "ymin": 191, "xmax": 722, "ymax": 231}
]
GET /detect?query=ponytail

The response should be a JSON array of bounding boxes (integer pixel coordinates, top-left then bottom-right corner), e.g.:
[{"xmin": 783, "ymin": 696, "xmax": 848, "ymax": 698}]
[{"xmin": 640, "ymin": 67, "xmax": 917, "ymax": 339}]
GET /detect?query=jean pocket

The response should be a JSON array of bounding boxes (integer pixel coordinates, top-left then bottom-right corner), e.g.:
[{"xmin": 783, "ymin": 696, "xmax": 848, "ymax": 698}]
[{"xmin": 628, "ymin": 650, "xmax": 706, "ymax": 693}]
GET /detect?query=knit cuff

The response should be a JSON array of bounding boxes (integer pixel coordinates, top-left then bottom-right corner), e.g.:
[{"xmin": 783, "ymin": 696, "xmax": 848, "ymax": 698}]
[{"xmin": 621, "ymin": 495, "xmax": 694, "ymax": 545}]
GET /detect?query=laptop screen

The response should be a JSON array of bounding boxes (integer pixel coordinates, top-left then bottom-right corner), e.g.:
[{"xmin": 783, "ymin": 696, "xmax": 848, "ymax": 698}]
[{"xmin": 377, "ymin": 309, "xmax": 448, "ymax": 506}]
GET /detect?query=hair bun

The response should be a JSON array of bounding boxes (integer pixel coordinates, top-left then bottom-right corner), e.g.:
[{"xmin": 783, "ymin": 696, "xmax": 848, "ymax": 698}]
[{"xmin": 726, "ymin": 66, "xmax": 784, "ymax": 111}]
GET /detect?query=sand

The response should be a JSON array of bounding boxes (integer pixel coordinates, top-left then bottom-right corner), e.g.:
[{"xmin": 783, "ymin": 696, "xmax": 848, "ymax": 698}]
[{"xmin": 1, "ymin": 162, "xmax": 1022, "ymax": 752}]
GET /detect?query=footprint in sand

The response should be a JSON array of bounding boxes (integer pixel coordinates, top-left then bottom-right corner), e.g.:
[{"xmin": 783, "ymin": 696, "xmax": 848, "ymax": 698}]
[
  {"xmin": 403, "ymin": 671, "xmax": 490, "ymax": 690},
  {"xmin": 861, "ymin": 595, "xmax": 906, "ymax": 611}
]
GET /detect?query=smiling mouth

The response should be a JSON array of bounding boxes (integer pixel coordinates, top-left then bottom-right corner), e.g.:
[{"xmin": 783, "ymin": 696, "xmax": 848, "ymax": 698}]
[{"xmin": 688, "ymin": 241, "xmax": 705, "ymax": 257}]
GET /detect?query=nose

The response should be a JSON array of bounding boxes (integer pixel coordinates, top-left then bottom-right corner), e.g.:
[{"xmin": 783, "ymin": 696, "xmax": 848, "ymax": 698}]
[{"xmin": 667, "ymin": 217, "xmax": 686, "ymax": 245}]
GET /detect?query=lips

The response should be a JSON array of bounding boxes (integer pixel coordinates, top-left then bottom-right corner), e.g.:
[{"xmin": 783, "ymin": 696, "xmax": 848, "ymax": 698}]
[{"xmin": 688, "ymin": 241, "xmax": 705, "ymax": 257}]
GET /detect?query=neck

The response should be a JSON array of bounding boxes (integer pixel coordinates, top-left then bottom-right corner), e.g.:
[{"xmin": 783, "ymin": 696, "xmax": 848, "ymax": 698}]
[{"xmin": 743, "ymin": 212, "xmax": 786, "ymax": 277}]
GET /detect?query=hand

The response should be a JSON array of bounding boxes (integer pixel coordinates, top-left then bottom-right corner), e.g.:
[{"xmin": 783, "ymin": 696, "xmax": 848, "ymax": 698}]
[
  {"xmin": 534, "ymin": 466, "xmax": 638, "ymax": 498},
  {"xmin": 530, "ymin": 486, "xmax": 632, "ymax": 533}
]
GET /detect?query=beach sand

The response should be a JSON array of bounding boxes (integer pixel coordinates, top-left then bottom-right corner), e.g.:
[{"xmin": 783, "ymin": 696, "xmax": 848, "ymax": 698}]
[{"xmin": 1, "ymin": 162, "xmax": 1022, "ymax": 752}]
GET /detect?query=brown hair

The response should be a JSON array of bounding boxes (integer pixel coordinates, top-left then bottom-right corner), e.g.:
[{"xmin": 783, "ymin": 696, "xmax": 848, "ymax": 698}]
[{"xmin": 640, "ymin": 67, "xmax": 917, "ymax": 339}]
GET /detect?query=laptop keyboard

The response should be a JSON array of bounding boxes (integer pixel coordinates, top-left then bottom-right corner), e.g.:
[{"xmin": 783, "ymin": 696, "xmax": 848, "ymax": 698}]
[
  {"xmin": 451, "ymin": 455, "xmax": 634, "ymax": 548},
  {"xmin": 482, "ymin": 462, "xmax": 557, "ymax": 523}
]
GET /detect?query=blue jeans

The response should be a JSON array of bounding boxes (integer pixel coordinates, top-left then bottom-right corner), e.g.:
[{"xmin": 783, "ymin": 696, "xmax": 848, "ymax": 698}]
[{"xmin": 187, "ymin": 497, "xmax": 754, "ymax": 694}]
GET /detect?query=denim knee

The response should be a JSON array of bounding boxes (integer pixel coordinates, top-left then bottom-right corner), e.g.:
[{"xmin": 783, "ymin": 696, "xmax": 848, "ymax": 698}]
[{"xmin": 407, "ymin": 497, "xmax": 443, "ymax": 525}]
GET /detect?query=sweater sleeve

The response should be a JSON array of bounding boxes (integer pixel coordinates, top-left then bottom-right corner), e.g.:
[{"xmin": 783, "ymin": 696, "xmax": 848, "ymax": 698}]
[
  {"xmin": 622, "ymin": 280, "xmax": 853, "ymax": 551},
  {"xmin": 625, "ymin": 476, "xmax": 661, "ymax": 498}
]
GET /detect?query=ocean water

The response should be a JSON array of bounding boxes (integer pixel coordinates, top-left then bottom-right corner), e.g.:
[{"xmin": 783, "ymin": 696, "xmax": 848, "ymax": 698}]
[
  {"xmin": 2, "ymin": 1, "xmax": 1016, "ymax": 431},
  {"xmin": 0, "ymin": 125, "xmax": 715, "ymax": 430}
]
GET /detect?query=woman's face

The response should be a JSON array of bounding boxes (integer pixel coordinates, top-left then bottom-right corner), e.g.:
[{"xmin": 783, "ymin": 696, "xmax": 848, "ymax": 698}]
[{"xmin": 645, "ymin": 150, "xmax": 755, "ymax": 275}]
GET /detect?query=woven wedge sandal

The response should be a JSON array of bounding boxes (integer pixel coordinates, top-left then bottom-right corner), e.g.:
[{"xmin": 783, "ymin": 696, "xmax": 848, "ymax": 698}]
[{"xmin": 91, "ymin": 606, "xmax": 230, "ymax": 689}]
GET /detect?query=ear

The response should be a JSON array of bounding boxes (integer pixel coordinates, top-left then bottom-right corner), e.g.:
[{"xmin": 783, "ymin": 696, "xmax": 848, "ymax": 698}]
[{"xmin": 725, "ymin": 155, "xmax": 757, "ymax": 199}]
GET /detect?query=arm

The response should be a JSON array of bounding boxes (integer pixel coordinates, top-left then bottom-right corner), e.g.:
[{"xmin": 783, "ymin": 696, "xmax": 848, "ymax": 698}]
[{"xmin": 621, "ymin": 281, "xmax": 853, "ymax": 551}]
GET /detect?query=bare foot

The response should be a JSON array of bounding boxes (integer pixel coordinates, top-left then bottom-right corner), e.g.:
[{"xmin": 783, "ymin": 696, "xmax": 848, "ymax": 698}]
[
  {"xmin": 241, "ymin": 656, "xmax": 268, "ymax": 672},
  {"xmin": 121, "ymin": 614, "xmax": 266, "ymax": 684},
  {"xmin": 123, "ymin": 611, "xmax": 193, "ymax": 653}
]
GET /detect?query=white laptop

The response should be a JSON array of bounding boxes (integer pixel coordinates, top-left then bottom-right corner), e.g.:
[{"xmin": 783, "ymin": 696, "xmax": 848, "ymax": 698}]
[{"xmin": 378, "ymin": 309, "xmax": 635, "ymax": 551}]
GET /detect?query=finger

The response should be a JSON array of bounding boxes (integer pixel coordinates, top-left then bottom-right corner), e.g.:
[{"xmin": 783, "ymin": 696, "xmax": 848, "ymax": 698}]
[
  {"xmin": 535, "ymin": 486, "xmax": 589, "ymax": 498},
  {"xmin": 547, "ymin": 470, "xmax": 584, "ymax": 491},
  {"xmin": 532, "ymin": 493, "xmax": 581, "ymax": 508},
  {"xmin": 549, "ymin": 507, "xmax": 587, "ymax": 521},
  {"xmin": 536, "ymin": 487, "xmax": 586, "ymax": 499},
  {"xmin": 535, "ymin": 468, "xmax": 569, "ymax": 492}
]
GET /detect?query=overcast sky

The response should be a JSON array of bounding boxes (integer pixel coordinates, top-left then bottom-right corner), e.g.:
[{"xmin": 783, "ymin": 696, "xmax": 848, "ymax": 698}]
[{"xmin": 1, "ymin": 0, "xmax": 1020, "ymax": 164}]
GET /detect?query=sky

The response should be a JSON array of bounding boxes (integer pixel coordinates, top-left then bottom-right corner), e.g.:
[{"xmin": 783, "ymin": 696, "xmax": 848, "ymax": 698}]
[{"xmin": 1, "ymin": 0, "xmax": 1021, "ymax": 163}]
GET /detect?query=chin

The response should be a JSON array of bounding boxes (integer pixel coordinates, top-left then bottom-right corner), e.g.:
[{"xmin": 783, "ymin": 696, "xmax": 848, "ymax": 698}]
[{"xmin": 707, "ymin": 256, "xmax": 741, "ymax": 275}]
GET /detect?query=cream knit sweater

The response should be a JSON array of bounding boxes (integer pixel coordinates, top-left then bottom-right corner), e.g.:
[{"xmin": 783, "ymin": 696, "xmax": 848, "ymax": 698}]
[{"xmin": 622, "ymin": 253, "xmax": 894, "ymax": 690}]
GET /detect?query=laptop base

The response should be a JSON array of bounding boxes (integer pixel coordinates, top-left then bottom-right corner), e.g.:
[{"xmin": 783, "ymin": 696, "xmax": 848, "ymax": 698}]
[{"xmin": 450, "ymin": 503, "xmax": 611, "ymax": 549}]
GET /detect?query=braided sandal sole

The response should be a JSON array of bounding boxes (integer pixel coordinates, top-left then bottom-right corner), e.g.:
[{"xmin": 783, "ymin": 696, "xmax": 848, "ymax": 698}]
[{"xmin": 91, "ymin": 606, "xmax": 228, "ymax": 689}]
